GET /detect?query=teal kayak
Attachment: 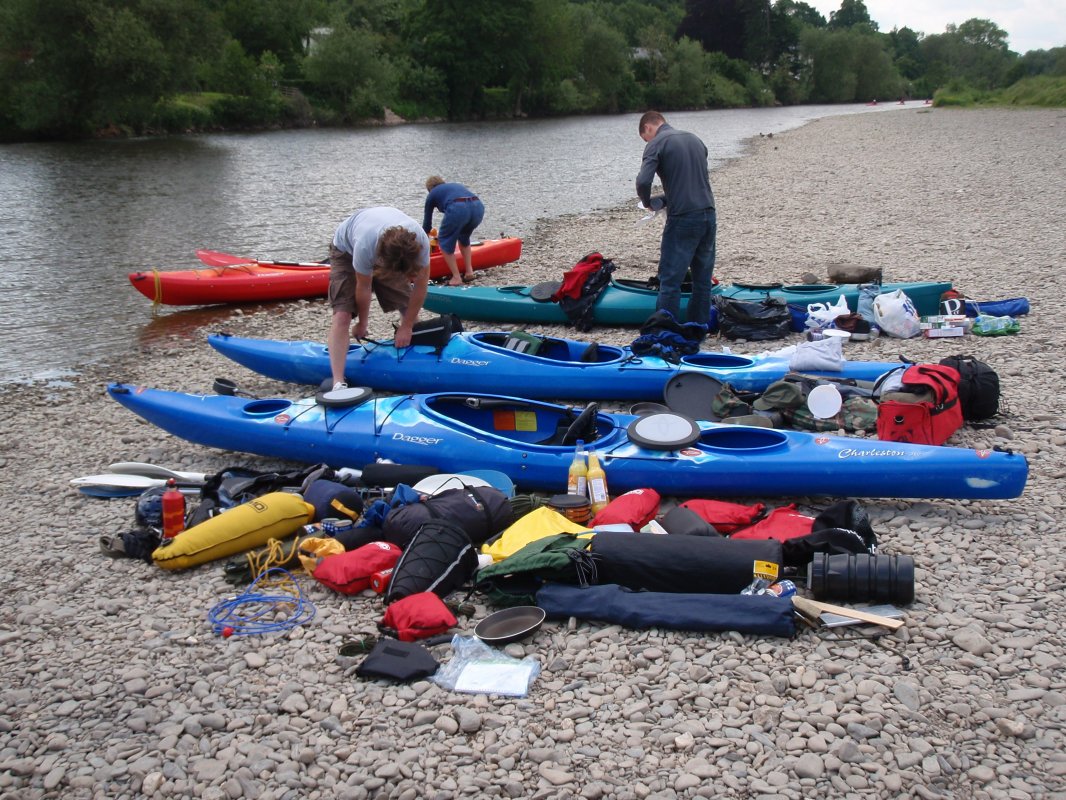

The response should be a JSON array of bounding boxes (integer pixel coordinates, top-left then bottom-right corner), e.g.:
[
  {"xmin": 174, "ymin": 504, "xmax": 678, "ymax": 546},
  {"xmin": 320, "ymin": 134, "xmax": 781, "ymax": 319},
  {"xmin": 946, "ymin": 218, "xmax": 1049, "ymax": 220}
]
[{"xmin": 422, "ymin": 277, "xmax": 952, "ymax": 326}]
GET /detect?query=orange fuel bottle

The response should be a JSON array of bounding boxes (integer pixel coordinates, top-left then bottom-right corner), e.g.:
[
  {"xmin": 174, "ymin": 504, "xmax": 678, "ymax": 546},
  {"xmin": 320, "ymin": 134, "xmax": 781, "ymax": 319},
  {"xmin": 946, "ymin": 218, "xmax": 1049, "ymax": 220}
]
[{"xmin": 161, "ymin": 479, "xmax": 186, "ymax": 540}]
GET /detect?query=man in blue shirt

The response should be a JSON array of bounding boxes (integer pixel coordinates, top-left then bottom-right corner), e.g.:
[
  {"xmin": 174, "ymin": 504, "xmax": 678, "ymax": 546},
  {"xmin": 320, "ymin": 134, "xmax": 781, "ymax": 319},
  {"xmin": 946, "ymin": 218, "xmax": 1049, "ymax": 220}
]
[
  {"xmin": 635, "ymin": 111, "xmax": 717, "ymax": 325},
  {"xmin": 328, "ymin": 207, "xmax": 431, "ymax": 390},
  {"xmin": 422, "ymin": 177, "xmax": 485, "ymax": 286}
]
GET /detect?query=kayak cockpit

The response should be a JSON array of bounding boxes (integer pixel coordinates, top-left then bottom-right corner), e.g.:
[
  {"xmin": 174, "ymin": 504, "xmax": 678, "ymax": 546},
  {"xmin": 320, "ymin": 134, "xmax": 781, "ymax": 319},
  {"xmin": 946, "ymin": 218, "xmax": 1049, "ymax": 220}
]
[
  {"xmin": 679, "ymin": 352, "xmax": 758, "ymax": 369},
  {"xmin": 422, "ymin": 395, "xmax": 613, "ymax": 447},
  {"xmin": 470, "ymin": 332, "xmax": 624, "ymax": 364}
]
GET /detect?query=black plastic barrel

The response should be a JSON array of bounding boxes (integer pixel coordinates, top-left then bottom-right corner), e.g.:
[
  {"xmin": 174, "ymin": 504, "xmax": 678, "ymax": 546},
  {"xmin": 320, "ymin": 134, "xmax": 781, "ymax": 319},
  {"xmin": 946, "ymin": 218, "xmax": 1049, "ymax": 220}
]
[{"xmin": 807, "ymin": 553, "xmax": 915, "ymax": 605}]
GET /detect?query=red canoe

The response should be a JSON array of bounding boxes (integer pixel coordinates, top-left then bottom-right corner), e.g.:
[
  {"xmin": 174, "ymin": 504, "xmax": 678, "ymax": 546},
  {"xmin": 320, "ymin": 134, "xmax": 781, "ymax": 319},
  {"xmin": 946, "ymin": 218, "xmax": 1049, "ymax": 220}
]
[{"xmin": 129, "ymin": 237, "xmax": 523, "ymax": 306}]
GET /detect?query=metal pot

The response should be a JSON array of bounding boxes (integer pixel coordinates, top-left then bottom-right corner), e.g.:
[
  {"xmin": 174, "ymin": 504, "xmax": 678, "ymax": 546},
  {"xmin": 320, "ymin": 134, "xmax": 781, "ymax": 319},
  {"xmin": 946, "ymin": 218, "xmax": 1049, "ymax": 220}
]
[{"xmin": 473, "ymin": 606, "xmax": 546, "ymax": 646}]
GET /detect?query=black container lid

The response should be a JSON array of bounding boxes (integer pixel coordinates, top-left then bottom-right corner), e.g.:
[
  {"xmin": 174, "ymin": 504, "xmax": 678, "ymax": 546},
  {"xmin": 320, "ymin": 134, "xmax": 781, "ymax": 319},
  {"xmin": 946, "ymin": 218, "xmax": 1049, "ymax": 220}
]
[{"xmin": 548, "ymin": 493, "xmax": 590, "ymax": 509}]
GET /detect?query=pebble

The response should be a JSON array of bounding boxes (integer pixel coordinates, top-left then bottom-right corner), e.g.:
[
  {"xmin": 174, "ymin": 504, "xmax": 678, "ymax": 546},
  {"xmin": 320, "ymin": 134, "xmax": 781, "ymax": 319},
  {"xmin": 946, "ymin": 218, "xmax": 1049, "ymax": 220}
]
[{"xmin": 2, "ymin": 108, "xmax": 1062, "ymax": 800}]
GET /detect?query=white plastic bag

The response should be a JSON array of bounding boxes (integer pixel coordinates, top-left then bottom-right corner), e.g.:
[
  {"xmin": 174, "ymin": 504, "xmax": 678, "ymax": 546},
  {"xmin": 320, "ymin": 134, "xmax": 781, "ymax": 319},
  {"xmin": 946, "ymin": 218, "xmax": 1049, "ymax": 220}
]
[
  {"xmin": 872, "ymin": 290, "xmax": 921, "ymax": 338},
  {"xmin": 431, "ymin": 635, "xmax": 541, "ymax": 697},
  {"xmin": 805, "ymin": 295, "xmax": 850, "ymax": 331}
]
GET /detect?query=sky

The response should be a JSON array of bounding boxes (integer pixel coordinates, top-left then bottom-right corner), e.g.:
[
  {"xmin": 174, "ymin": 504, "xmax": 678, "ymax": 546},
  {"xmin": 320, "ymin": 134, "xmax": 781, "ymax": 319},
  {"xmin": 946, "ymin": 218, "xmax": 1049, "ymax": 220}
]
[{"xmin": 806, "ymin": 1, "xmax": 1066, "ymax": 54}]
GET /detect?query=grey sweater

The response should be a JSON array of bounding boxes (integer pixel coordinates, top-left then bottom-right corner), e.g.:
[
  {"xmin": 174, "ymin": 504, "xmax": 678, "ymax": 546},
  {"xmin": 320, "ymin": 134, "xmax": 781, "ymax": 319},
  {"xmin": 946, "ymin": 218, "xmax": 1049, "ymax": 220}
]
[{"xmin": 636, "ymin": 124, "xmax": 715, "ymax": 216}]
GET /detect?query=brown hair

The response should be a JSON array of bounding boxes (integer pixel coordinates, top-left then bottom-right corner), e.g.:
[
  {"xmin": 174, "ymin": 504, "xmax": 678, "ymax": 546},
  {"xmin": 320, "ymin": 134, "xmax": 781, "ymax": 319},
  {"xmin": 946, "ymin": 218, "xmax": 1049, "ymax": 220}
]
[
  {"xmin": 425, "ymin": 175, "xmax": 445, "ymax": 191},
  {"xmin": 638, "ymin": 110, "xmax": 665, "ymax": 135},
  {"xmin": 375, "ymin": 227, "xmax": 422, "ymax": 277}
]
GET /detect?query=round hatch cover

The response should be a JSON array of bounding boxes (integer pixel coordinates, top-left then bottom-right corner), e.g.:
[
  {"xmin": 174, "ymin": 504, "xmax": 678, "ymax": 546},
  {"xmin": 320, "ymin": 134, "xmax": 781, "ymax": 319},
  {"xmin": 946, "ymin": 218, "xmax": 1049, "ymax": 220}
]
[
  {"xmin": 627, "ymin": 412, "xmax": 701, "ymax": 451},
  {"xmin": 662, "ymin": 372, "xmax": 724, "ymax": 421}
]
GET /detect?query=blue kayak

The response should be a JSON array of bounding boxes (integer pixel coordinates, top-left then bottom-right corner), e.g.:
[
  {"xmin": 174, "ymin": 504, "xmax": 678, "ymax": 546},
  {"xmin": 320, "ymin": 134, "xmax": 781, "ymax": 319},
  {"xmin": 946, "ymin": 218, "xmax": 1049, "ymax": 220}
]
[
  {"xmin": 207, "ymin": 331, "xmax": 903, "ymax": 398},
  {"xmin": 422, "ymin": 278, "xmax": 953, "ymax": 325},
  {"xmin": 107, "ymin": 383, "xmax": 1027, "ymax": 500}
]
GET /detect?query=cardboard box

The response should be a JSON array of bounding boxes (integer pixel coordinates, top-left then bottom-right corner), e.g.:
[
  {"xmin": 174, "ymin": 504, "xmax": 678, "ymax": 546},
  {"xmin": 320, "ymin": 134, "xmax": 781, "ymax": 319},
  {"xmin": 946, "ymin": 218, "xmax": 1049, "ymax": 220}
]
[{"xmin": 923, "ymin": 326, "xmax": 965, "ymax": 338}]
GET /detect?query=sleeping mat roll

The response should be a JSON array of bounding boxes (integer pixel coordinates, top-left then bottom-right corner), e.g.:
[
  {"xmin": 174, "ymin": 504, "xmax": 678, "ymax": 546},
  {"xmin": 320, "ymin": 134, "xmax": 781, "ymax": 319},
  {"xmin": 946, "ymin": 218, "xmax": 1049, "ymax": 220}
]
[
  {"xmin": 589, "ymin": 531, "xmax": 782, "ymax": 594},
  {"xmin": 537, "ymin": 583, "xmax": 795, "ymax": 637}
]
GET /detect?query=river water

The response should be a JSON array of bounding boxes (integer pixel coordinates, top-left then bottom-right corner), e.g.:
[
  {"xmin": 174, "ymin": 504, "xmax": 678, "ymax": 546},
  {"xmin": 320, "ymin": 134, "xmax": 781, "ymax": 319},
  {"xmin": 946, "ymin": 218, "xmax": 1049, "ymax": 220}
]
[{"xmin": 0, "ymin": 103, "xmax": 909, "ymax": 385}]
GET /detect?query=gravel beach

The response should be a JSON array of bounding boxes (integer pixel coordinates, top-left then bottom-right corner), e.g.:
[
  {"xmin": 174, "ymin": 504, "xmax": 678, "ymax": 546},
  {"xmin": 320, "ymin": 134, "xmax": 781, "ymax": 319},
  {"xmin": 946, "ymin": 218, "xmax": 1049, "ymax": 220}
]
[{"xmin": 1, "ymin": 107, "xmax": 1064, "ymax": 799}]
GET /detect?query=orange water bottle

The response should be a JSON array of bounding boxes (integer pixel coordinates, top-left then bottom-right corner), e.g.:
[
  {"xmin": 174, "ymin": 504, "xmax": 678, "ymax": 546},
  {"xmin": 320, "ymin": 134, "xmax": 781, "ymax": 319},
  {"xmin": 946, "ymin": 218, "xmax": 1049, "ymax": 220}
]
[
  {"xmin": 587, "ymin": 452, "xmax": 609, "ymax": 514},
  {"xmin": 567, "ymin": 440, "xmax": 587, "ymax": 496},
  {"xmin": 161, "ymin": 479, "xmax": 186, "ymax": 540}
]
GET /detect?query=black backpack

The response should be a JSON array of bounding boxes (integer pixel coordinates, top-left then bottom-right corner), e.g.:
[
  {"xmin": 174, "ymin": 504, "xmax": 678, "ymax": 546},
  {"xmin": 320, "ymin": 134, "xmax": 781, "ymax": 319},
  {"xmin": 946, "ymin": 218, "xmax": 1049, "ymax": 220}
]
[
  {"xmin": 407, "ymin": 314, "xmax": 464, "ymax": 354},
  {"xmin": 939, "ymin": 355, "xmax": 1000, "ymax": 420},
  {"xmin": 382, "ymin": 486, "xmax": 514, "ymax": 549},
  {"xmin": 384, "ymin": 519, "xmax": 479, "ymax": 605}
]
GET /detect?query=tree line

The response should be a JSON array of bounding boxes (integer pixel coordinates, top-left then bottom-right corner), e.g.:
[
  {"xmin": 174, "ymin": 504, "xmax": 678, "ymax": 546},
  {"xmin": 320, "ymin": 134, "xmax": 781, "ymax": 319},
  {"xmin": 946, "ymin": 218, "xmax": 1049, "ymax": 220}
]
[{"xmin": 1, "ymin": 0, "xmax": 1063, "ymax": 141}]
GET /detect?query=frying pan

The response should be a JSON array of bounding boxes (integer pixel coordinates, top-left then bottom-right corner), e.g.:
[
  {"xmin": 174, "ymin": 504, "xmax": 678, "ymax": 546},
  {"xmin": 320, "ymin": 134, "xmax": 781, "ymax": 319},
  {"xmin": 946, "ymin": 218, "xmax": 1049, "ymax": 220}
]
[{"xmin": 474, "ymin": 606, "xmax": 546, "ymax": 646}]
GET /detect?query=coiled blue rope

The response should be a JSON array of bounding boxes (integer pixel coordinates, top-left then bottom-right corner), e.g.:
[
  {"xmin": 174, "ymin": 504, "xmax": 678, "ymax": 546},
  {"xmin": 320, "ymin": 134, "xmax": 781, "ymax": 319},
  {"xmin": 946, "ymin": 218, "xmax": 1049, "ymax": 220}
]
[{"xmin": 207, "ymin": 567, "xmax": 316, "ymax": 637}]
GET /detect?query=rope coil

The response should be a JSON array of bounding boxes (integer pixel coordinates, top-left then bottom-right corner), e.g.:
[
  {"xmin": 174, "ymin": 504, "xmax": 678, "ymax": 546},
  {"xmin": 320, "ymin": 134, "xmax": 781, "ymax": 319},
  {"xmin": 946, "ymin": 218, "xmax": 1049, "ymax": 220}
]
[{"xmin": 207, "ymin": 567, "xmax": 316, "ymax": 637}]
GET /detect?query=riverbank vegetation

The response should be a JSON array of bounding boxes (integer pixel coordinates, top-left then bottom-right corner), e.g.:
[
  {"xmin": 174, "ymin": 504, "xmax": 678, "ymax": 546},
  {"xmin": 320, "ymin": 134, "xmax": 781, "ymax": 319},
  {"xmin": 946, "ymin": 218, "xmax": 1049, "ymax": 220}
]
[{"xmin": 1, "ymin": 0, "xmax": 1063, "ymax": 141}]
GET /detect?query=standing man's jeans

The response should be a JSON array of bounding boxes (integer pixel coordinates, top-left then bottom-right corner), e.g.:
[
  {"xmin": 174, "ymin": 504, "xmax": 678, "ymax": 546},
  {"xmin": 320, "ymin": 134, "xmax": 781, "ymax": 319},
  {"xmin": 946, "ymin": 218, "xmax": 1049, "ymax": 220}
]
[{"xmin": 657, "ymin": 208, "xmax": 717, "ymax": 324}]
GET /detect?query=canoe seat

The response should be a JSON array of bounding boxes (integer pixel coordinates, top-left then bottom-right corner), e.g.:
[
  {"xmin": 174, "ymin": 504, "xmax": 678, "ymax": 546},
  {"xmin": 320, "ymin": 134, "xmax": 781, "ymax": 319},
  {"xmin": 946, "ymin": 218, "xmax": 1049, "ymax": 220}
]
[
  {"xmin": 579, "ymin": 342, "xmax": 600, "ymax": 363},
  {"xmin": 504, "ymin": 331, "xmax": 544, "ymax": 355}
]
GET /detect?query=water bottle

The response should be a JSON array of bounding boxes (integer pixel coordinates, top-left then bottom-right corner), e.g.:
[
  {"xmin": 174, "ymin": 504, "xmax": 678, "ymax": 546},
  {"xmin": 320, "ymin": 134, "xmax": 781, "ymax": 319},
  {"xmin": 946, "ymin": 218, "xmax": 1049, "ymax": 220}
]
[
  {"xmin": 586, "ymin": 452, "xmax": 609, "ymax": 514},
  {"xmin": 161, "ymin": 479, "xmax": 186, "ymax": 540},
  {"xmin": 567, "ymin": 440, "xmax": 587, "ymax": 497}
]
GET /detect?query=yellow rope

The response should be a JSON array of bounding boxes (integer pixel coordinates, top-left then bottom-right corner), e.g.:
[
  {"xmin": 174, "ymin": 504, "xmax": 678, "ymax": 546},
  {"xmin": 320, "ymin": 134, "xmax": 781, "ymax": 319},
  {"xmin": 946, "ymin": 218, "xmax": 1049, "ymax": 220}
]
[
  {"xmin": 151, "ymin": 268, "xmax": 163, "ymax": 314},
  {"xmin": 245, "ymin": 537, "xmax": 302, "ymax": 585}
]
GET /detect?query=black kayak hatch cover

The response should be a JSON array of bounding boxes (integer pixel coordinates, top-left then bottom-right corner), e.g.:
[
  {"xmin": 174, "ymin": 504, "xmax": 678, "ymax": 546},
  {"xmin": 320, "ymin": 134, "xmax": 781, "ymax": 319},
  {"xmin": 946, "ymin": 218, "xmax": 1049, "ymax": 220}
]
[
  {"xmin": 626, "ymin": 412, "xmax": 701, "ymax": 451},
  {"xmin": 662, "ymin": 372, "xmax": 724, "ymax": 421}
]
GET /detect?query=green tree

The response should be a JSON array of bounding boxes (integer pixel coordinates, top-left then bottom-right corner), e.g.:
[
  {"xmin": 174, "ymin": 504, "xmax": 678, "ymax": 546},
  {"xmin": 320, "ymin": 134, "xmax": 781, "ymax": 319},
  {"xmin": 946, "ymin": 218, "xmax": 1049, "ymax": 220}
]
[
  {"xmin": 508, "ymin": 0, "xmax": 581, "ymax": 116},
  {"xmin": 888, "ymin": 26, "xmax": 924, "ymax": 81},
  {"xmin": 827, "ymin": 0, "xmax": 876, "ymax": 31},
  {"xmin": 779, "ymin": 0, "xmax": 825, "ymax": 29},
  {"xmin": 217, "ymin": 0, "xmax": 324, "ymax": 65},
  {"xmin": 585, "ymin": 0, "xmax": 685, "ymax": 47},
  {"xmin": 920, "ymin": 18, "xmax": 1016, "ymax": 91},
  {"xmin": 571, "ymin": 5, "xmax": 638, "ymax": 112},
  {"xmin": 410, "ymin": 0, "xmax": 534, "ymax": 118},
  {"xmin": 302, "ymin": 18, "xmax": 395, "ymax": 120},
  {"xmin": 0, "ymin": 0, "xmax": 219, "ymax": 138},
  {"xmin": 801, "ymin": 26, "xmax": 901, "ymax": 101},
  {"xmin": 677, "ymin": 0, "xmax": 774, "ymax": 63},
  {"xmin": 768, "ymin": 0, "xmax": 825, "ymax": 74}
]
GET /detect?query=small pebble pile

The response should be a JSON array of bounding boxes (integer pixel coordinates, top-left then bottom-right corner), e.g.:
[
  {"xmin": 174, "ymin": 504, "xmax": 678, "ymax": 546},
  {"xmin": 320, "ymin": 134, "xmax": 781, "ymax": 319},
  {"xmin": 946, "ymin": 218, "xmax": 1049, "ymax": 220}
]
[{"xmin": 0, "ymin": 108, "xmax": 1063, "ymax": 799}]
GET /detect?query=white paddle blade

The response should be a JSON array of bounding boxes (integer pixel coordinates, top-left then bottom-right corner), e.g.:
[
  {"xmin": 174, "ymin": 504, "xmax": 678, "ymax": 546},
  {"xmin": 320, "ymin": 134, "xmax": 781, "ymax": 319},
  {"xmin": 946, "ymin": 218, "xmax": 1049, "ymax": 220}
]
[{"xmin": 106, "ymin": 462, "xmax": 207, "ymax": 482}]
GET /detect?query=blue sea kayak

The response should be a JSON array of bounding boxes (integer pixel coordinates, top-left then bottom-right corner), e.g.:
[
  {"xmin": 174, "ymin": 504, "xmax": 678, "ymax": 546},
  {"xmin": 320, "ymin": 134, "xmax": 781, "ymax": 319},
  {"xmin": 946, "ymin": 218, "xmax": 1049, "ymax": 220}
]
[
  {"xmin": 422, "ymin": 278, "xmax": 952, "ymax": 325},
  {"xmin": 207, "ymin": 331, "xmax": 904, "ymax": 398},
  {"xmin": 107, "ymin": 383, "xmax": 1027, "ymax": 500}
]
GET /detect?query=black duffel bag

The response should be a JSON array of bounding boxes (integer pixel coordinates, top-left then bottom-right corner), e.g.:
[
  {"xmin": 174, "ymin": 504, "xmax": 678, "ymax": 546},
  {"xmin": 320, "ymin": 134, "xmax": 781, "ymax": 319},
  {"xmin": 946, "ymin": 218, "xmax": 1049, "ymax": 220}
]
[
  {"xmin": 382, "ymin": 486, "xmax": 514, "ymax": 549},
  {"xmin": 714, "ymin": 296, "xmax": 792, "ymax": 341}
]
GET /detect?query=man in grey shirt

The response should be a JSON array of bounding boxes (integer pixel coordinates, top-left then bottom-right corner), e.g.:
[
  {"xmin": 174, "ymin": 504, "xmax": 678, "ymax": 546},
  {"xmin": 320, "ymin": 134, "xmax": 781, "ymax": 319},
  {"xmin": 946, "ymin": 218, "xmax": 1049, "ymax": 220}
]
[
  {"xmin": 635, "ymin": 111, "xmax": 717, "ymax": 325},
  {"xmin": 327, "ymin": 207, "xmax": 431, "ymax": 390}
]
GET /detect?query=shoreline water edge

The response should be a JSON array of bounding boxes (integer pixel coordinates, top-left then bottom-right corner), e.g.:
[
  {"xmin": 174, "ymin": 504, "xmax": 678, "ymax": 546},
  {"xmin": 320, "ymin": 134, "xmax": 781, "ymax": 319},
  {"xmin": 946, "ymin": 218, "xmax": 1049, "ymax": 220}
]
[{"xmin": 0, "ymin": 108, "xmax": 1063, "ymax": 798}]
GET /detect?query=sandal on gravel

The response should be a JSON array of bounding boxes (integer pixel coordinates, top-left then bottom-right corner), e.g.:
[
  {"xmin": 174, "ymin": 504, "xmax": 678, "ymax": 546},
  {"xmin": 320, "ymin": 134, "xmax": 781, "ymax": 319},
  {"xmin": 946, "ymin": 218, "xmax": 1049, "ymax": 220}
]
[{"xmin": 99, "ymin": 534, "xmax": 127, "ymax": 558}]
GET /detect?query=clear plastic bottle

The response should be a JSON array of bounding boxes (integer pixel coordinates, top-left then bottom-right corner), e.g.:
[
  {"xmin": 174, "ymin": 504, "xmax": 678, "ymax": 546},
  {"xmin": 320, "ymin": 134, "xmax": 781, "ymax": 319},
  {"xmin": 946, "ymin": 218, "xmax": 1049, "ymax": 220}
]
[
  {"xmin": 161, "ymin": 478, "xmax": 186, "ymax": 540},
  {"xmin": 567, "ymin": 440, "xmax": 587, "ymax": 497},
  {"xmin": 586, "ymin": 452, "xmax": 609, "ymax": 514}
]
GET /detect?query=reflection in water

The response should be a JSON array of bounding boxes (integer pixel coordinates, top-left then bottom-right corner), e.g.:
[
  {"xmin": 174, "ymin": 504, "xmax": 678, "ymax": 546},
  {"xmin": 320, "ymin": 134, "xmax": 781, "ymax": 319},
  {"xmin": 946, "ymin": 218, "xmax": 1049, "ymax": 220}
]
[
  {"xmin": 136, "ymin": 304, "xmax": 274, "ymax": 349},
  {"xmin": 0, "ymin": 104, "xmax": 909, "ymax": 384}
]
